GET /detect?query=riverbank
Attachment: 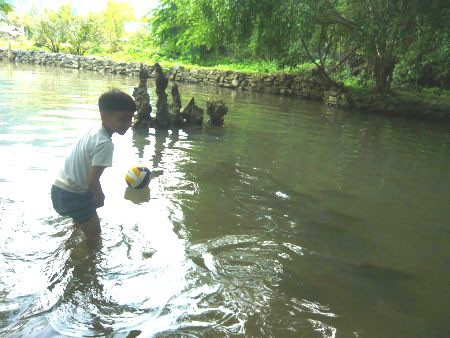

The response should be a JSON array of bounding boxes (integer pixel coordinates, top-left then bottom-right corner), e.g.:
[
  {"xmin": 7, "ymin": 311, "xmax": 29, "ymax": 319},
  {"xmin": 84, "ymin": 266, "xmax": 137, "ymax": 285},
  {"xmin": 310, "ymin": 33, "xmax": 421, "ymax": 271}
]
[{"xmin": 1, "ymin": 48, "xmax": 449, "ymax": 121}]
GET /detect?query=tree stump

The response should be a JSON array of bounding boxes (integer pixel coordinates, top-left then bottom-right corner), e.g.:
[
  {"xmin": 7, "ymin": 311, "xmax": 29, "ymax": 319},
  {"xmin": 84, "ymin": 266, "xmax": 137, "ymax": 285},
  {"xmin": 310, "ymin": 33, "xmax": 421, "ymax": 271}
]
[
  {"xmin": 132, "ymin": 64, "xmax": 153, "ymax": 129},
  {"xmin": 206, "ymin": 100, "xmax": 228, "ymax": 126},
  {"xmin": 180, "ymin": 97, "xmax": 204, "ymax": 125},
  {"xmin": 132, "ymin": 64, "xmax": 228, "ymax": 130},
  {"xmin": 170, "ymin": 83, "xmax": 186, "ymax": 126},
  {"xmin": 171, "ymin": 83, "xmax": 182, "ymax": 114},
  {"xmin": 154, "ymin": 63, "xmax": 170, "ymax": 128}
]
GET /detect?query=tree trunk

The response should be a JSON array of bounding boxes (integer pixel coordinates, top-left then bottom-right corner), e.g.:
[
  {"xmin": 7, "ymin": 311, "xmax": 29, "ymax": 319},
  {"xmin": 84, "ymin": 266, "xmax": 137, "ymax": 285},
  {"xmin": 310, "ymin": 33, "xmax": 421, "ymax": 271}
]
[{"xmin": 373, "ymin": 53, "xmax": 396, "ymax": 95}]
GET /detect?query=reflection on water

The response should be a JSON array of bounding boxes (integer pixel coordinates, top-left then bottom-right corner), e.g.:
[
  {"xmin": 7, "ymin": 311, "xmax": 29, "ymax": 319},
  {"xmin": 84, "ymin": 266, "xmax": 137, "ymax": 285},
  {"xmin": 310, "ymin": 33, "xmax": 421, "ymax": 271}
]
[
  {"xmin": 1, "ymin": 63, "xmax": 450, "ymax": 337},
  {"xmin": 124, "ymin": 187, "xmax": 151, "ymax": 205}
]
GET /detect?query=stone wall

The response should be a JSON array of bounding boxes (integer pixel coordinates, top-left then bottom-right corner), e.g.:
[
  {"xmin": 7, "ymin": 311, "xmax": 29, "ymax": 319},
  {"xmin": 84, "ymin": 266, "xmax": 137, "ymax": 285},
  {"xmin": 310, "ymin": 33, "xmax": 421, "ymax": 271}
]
[
  {"xmin": 2, "ymin": 49, "xmax": 447, "ymax": 120},
  {"xmin": 0, "ymin": 49, "xmax": 327, "ymax": 102},
  {"xmin": 0, "ymin": 49, "xmax": 143, "ymax": 74}
]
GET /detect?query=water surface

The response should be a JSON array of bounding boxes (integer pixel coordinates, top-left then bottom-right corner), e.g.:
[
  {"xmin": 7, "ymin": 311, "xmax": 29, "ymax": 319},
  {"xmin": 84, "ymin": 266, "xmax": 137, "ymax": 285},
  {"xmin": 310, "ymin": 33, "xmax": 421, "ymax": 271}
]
[{"xmin": 1, "ymin": 63, "xmax": 449, "ymax": 337}]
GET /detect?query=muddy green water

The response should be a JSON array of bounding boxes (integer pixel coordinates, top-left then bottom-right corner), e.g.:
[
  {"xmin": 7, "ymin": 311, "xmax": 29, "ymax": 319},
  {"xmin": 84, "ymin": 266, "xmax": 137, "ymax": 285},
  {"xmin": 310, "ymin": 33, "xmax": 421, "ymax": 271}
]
[{"xmin": 0, "ymin": 63, "xmax": 449, "ymax": 338}]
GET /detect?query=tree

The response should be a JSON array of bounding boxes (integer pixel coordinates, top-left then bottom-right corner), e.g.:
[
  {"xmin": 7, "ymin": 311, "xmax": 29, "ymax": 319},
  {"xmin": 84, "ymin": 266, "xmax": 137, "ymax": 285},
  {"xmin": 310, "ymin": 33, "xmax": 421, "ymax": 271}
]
[
  {"xmin": 102, "ymin": 0, "xmax": 134, "ymax": 52},
  {"xmin": 344, "ymin": 0, "xmax": 422, "ymax": 94},
  {"xmin": 29, "ymin": 1, "xmax": 135, "ymax": 55},
  {"xmin": 33, "ymin": 4, "xmax": 73, "ymax": 53},
  {"xmin": 148, "ymin": 0, "xmax": 185, "ymax": 58},
  {"xmin": 149, "ymin": 0, "xmax": 287, "ymax": 62},
  {"xmin": 67, "ymin": 14, "xmax": 104, "ymax": 55},
  {"xmin": 304, "ymin": 0, "xmax": 449, "ymax": 94},
  {"xmin": 392, "ymin": 3, "xmax": 450, "ymax": 88},
  {"xmin": 148, "ymin": 0, "xmax": 448, "ymax": 93},
  {"xmin": 6, "ymin": 11, "xmax": 35, "ymax": 38},
  {"xmin": 0, "ymin": 0, "xmax": 13, "ymax": 19}
]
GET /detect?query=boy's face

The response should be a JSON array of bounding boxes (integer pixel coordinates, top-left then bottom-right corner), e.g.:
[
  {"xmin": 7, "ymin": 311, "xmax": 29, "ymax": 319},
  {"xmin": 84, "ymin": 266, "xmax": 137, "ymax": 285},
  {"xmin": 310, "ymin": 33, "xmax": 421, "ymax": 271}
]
[{"xmin": 101, "ymin": 111, "xmax": 134, "ymax": 135}]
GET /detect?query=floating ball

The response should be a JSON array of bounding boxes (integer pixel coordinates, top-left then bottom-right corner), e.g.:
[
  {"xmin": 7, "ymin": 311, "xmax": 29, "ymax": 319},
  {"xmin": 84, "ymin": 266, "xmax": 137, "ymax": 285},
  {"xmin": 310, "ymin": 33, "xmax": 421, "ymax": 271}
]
[{"xmin": 125, "ymin": 166, "xmax": 151, "ymax": 189}]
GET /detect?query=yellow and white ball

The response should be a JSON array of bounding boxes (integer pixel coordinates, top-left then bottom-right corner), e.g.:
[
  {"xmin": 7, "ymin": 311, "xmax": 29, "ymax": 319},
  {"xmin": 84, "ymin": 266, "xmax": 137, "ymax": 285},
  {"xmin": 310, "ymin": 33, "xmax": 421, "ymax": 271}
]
[{"xmin": 125, "ymin": 166, "xmax": 151, "ymax": 189}]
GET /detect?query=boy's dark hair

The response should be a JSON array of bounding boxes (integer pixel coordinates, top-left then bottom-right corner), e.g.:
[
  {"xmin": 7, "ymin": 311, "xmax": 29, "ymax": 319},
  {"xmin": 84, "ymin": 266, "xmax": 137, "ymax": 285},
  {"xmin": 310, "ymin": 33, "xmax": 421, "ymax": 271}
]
[{"xmin": 98, "ymin": 89, "xmax": 136, "ymax": 114}]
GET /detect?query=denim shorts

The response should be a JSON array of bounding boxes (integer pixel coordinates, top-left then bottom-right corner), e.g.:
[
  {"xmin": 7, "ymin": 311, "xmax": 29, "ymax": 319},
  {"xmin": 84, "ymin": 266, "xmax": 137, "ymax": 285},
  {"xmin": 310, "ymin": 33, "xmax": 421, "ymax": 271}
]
[{"xmin": 51, "ymin": 185, "xmax": 97, "ymax": 224}]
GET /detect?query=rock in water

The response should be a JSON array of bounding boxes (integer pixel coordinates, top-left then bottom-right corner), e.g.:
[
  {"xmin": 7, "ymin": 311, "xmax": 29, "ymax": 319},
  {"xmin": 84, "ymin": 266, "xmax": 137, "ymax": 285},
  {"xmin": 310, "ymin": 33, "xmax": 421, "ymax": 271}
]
[{"xmin": 206, "ymin": 100, "xmax": 228, "ymax": 126}]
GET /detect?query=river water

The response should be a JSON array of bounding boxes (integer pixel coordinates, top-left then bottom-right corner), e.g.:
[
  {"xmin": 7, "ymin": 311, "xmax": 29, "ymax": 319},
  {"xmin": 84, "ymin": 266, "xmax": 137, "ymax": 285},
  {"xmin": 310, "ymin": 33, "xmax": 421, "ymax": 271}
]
[{"xmin": 0, "ymin": 63, "xmax": 449, "ymax": 338}]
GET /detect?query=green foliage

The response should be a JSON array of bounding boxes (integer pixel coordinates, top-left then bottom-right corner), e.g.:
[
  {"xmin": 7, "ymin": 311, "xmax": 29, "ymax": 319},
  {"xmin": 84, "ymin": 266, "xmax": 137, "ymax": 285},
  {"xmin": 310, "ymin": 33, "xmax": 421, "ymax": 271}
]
[
  {"xmin": 340, "ymin": 0, "xmax": 440, "ymax": 93},
  {"xmin": 332, "ymin": 68, "xmax": 374, "ymax": 90},
  {"xmin": 0, "ymin": 0, "xmax": 13, "ymax": 18},
  {"xmin": 420, "ymin": 87, "xmax": 450, "ymax": 99},
  {"xmin": 102, "ymin": 0, "xmax": 134, "ymax": 52},
  {"xmin": 93, "ymin": 29, "xmax": 157, "ymax": 62},
  {"xmin": 6, "ymin": 11, "xmax": 34, "ymax": 38},
  {"xmin": 148, "ymin": 0, "xmax": 449, "ymax": 93},
  {"xmin": 148, "ymin": 0, "xmax": 184, "ymax": 58},
  {"xmin": 25, "ymin": 1, "xmax": 134, "ymax": 55},
  {"xmin": 393, "ymin": 26, "xmax": 450, "ymax": 88},
  {"xmin": 66, "ymin": 14, "xmax": 104, "ymax": 55},
  {"xmin": 148, "ymin": 0, "xmax": 307, "ymax": 65},
  {"xmin": 33, "ymin": 4, "xmax": 72, "ymax": 53}
]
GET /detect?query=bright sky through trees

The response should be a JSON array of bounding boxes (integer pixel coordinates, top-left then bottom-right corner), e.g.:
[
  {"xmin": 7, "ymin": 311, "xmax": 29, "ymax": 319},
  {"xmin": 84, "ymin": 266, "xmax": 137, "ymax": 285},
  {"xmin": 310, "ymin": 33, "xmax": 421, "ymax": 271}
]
[{"xmin": 9, "ymin": 0, "xmax": 159, "ymax": 19}]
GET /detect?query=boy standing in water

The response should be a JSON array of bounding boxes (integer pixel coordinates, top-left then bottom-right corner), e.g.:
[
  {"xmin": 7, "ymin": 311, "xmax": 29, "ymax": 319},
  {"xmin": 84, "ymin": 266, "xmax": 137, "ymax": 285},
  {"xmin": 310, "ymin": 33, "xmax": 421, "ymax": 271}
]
[{"xmin": 51, "ymin": 89, "xmax": 136, "ymax": 243}]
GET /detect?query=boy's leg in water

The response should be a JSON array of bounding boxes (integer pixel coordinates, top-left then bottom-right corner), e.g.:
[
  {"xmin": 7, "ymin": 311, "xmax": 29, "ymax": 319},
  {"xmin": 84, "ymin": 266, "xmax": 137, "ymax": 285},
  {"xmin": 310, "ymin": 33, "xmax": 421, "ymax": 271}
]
[{"xmin": 78, "ymin": 213, "xmax": 101, "ymax": 248}]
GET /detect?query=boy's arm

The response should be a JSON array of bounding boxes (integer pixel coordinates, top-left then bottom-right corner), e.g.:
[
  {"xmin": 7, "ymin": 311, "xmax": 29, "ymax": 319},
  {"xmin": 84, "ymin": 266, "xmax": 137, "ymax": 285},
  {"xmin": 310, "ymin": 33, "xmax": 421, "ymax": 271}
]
[{"xmin": 88, "ymin": 166, "xmax": 106, "ymax": 207}]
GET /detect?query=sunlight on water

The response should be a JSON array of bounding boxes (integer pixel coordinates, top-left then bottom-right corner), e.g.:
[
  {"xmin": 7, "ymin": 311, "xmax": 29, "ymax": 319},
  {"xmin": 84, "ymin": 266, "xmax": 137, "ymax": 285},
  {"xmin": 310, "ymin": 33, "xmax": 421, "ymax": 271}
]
[{"xmin": 1, "ymin": 63, "xmax": 450, "ymax": 337}]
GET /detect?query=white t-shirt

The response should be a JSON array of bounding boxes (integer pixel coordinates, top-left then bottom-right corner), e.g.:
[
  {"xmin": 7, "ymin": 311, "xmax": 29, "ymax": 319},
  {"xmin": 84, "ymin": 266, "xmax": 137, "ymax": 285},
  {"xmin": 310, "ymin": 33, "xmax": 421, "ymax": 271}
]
[{"xmin": 54, "ymin": 125, "xmax": 114, "ymax": 193}]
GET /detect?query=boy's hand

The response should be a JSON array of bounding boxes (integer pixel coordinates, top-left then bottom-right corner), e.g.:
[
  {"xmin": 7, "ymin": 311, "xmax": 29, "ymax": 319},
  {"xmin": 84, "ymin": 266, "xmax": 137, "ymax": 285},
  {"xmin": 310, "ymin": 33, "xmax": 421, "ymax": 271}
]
[{"xmin": 88, "ymin": 166, "xmax": 107, "ymax": 208}]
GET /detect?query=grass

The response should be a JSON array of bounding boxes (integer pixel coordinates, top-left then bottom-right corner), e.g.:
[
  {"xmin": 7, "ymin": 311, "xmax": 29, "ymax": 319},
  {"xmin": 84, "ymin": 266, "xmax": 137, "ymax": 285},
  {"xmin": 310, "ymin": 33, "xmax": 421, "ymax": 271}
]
[
  {"xmin": 396, "ymin": 87, "xmax": 450, "ymax": 109},
  {"xmin": 91, "ymin": 49, "xmax": 316, "ymax": 75},
  {"xmin": 419, "ymin": 87, "xmax": 450, "ymax": 100},
  {"xmin": 0, "ymin": 38, "xmax": 37, "ymax": 50},
  {"xmin": 0, "ymin": 39, "xmax": 313, "ymax": 74}
]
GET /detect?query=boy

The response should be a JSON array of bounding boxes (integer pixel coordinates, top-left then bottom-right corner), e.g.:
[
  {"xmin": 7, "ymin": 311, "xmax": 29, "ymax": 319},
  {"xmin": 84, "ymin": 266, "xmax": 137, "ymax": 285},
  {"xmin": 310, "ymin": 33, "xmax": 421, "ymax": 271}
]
[{"xmin": 51, "ymin": 89, "xmax": 136, "ymax": 243}]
